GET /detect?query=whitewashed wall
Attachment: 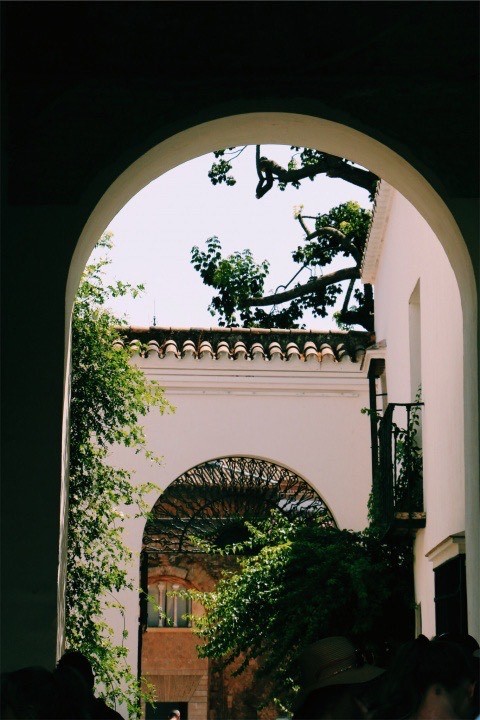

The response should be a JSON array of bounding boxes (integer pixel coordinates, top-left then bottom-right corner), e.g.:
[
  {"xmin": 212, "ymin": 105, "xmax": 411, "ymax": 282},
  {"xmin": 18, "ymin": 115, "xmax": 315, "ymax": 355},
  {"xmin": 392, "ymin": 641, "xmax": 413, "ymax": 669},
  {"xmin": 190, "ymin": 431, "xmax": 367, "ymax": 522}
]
[
  {"xmin": 364, "ymin": 186, "xmax": 468, "ymax": 638},
  {"xmin": 104, "ymin": 186, "xmax": 478, "ymax": 714},
  {"xmin": 105, "ymin": 345, "xmax": 372, "ymax": 705}
]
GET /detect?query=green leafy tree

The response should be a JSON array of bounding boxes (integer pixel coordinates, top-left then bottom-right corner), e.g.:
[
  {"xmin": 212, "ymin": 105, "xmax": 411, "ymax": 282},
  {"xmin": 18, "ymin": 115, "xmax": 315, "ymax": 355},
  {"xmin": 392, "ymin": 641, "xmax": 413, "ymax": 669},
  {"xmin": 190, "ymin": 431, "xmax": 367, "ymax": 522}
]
[
  {"xmin": 192, "ymin": 146, "xmax": 377, "ymax": 330},
  {"xmin": 191, "ymin": 238, "xmax": 271, "ymax": 328},
  {"xmin": 189, "ymin": 513, "xmax": 413, "ymax": 712},
  {"xmin": 67, "ymin": 233, "xmax": 173, "ymax": 717}
]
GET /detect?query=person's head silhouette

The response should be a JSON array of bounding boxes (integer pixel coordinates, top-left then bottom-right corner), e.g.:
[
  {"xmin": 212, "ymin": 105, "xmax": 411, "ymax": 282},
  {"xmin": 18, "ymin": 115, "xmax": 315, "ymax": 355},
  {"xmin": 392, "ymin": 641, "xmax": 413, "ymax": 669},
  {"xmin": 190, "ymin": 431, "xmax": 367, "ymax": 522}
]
[{"xmin": 56, "ymin": 650, "xmax": 95, "ymax": 692}]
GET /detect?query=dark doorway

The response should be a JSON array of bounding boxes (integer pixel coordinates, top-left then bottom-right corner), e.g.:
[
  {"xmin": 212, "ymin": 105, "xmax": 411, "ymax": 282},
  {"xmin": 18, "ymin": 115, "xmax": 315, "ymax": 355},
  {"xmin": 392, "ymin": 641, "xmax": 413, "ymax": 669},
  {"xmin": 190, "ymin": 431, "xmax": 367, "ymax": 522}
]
[{"xmin": 145, "ymin": 702, "xmax": 188, "ymax": 720}]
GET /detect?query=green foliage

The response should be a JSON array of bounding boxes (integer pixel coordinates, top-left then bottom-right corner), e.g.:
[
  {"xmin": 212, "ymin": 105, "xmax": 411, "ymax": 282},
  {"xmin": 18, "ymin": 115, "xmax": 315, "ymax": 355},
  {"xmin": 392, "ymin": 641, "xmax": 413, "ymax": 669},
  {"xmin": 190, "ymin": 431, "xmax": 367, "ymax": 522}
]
[
  {"xmin": 188, "ymin": 513, "xmax": 413, "ymax": 711},
  {"xmin": 363, "ymin": 387, "xmax": 423, "ymax": 530},
  {"xmin": 67, "ymin": 233, "xmax": 173, "ymax": 717},
  {"xmin": 191, "ymin": 236, "xmax": 271, "ymax": 327},
  {"xmin": 191, "ymin": 200, "xmax": 372, "ymax": 329},
  {"xmin": 366, "ymin": 463, "xmax": 385, "ymax": 533},
  {"xmin": 292, "ymin": 201, "xmax": 371, "ymax": 269},
  {"xmin": 208, "ymin": 158, "xmax": 237, "ymax": 187},
  {"xmin": 393, "ymin": 390, "xmax": 423, "ymax": 514},
  {"xmin": 207, "ymin": 147, "xmax": 247, "ymax": 186}
]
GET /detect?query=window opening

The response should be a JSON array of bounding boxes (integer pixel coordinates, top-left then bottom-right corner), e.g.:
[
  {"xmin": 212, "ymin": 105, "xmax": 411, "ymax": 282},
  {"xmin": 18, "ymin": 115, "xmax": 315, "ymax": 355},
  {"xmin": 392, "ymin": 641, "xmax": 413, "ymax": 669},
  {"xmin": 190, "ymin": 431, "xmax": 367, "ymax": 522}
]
[
  {"xmin": 147, "ymin": 581, "xmax": 191, "ymax": 628},
  {"xmin": 434, "ymin": 555, "xmax": 468, "ymax": 635}
]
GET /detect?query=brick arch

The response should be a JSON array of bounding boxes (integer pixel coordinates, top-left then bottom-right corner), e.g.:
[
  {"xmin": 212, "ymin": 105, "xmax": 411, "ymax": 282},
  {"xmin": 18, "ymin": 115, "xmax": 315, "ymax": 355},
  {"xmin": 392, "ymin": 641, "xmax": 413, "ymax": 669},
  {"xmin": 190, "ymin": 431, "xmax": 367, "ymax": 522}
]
[{"xmin": 148, "ymin": 567, "xmax": 188, "ymax": 584}]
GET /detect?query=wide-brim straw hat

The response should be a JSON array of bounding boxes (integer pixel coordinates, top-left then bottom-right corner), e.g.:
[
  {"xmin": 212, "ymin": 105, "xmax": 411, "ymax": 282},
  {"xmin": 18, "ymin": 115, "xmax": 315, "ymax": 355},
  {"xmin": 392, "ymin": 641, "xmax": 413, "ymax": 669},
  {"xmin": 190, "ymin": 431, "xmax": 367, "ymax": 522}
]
[{"xmin": 293, "ymin": 636, "xmax": 385, "ymax": 711}]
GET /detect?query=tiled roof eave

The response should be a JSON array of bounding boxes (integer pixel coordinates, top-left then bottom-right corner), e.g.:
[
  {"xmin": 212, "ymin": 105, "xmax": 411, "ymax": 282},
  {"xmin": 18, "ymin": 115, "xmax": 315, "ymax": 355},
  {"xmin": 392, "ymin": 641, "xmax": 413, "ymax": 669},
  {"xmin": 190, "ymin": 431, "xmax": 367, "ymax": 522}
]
[{"xmin": 113, "ymin": 326, "xmax": 372, "ymax": 367}]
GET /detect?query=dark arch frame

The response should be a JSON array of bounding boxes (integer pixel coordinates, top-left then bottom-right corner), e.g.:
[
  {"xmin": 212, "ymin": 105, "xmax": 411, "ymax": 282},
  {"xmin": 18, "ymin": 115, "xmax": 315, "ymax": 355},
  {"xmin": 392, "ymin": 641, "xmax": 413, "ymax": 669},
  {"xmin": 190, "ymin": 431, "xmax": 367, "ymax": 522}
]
[{"xmin": 2, "ymin": 3, "xmax": 478, "ymax": 667}]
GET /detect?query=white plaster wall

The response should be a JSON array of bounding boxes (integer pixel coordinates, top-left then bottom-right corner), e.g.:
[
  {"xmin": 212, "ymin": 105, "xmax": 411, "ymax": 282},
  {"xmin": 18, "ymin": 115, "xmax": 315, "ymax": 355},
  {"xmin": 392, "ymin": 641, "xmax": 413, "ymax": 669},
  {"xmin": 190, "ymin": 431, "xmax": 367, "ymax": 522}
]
[
  {"xmin": 120, "ymin": 359, "xmax": 372, "ymax": 532},
  {"xmin": 373, "ymin": 191, "xmax": 465, "ymax": 638},
  {"xmin": 104, "ymin": 356, "xmax": 372, "ymax": 700}
]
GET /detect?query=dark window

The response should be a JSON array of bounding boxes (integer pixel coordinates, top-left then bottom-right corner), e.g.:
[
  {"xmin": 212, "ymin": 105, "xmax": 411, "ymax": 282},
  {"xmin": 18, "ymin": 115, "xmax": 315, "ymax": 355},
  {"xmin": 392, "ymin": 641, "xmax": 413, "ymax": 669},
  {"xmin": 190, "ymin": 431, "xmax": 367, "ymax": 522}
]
[{"xmin": 434, "ymin": 554, "xmax": 468, "ymax": 636}]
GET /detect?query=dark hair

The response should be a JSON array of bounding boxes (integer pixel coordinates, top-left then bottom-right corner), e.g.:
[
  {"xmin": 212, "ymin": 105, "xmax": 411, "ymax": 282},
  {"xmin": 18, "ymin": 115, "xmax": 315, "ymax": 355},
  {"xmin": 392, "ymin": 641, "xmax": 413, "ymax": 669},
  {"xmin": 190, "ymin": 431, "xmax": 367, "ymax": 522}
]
[
  {"xmin": 371, "ymin": 635, "xmax": 476, "ymax": 719},
  {"xmin": 433, "ymin": 632, "xmax": 479, "ymax": 656},
  {"xmin": 56, "ymin": 650, "xmax": 95, "ymax": 691}
]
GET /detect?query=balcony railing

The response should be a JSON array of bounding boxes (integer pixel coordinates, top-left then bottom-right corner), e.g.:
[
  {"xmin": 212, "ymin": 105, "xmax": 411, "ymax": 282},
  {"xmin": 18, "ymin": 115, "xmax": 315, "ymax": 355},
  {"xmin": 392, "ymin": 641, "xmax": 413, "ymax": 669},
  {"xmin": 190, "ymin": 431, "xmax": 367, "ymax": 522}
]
[{"xmin": 373, "ymin": 402, "xmax": 425, "ymax": 534}]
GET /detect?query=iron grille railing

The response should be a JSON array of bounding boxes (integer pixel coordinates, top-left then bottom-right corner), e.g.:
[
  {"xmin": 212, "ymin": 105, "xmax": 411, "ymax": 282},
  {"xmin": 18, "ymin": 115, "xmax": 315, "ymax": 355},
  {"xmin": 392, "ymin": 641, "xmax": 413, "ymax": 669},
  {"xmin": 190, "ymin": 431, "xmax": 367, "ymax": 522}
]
[
  {"xmin": 143, "ymin": 456, "xmax": 335, "ymax": 555},
  {"xmin": 376, "ymin": 402, "xmax": 424, "ymax": 530}
]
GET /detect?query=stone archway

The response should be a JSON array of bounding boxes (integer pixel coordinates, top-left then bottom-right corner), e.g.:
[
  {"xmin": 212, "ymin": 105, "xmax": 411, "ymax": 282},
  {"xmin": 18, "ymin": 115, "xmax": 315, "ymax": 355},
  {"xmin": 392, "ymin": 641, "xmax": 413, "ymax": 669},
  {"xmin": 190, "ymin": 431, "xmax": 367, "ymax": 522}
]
[{"xmin": 66, "ymin": 113, "xmax": 477, "ymax": 644}]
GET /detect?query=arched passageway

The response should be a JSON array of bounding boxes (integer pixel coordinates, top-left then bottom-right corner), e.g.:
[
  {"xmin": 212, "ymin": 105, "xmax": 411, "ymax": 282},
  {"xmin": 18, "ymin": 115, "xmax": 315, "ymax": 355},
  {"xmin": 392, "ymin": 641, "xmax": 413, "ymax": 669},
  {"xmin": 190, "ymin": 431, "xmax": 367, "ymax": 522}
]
[
  {"xmin": 2, "ymin": 7, "xmax": 478, "ymax": 668},
  {"xmin": 68, "ymin": 114, "xmax": 478, "ymax": 648},
  {"xmin": 140, "ymin": 456, "xmax": 334, "ymax": 720}
]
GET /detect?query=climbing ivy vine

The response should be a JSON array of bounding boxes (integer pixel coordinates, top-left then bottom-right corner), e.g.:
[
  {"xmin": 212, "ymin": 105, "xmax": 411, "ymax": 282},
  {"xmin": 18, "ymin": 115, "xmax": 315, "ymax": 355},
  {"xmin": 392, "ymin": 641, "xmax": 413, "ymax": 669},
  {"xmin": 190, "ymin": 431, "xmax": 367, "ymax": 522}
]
[{"xmin": 67, "ymin": 234, "xmax": 173, "ymax": 717}]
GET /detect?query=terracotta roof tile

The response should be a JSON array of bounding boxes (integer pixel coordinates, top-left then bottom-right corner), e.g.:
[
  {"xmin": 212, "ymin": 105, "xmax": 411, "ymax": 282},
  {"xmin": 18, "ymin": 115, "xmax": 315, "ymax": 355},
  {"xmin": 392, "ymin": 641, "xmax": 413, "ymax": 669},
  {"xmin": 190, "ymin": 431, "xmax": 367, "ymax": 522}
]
[{"xmin": 115, "ymin": 326, "xmax": 371, "ymax": 364}]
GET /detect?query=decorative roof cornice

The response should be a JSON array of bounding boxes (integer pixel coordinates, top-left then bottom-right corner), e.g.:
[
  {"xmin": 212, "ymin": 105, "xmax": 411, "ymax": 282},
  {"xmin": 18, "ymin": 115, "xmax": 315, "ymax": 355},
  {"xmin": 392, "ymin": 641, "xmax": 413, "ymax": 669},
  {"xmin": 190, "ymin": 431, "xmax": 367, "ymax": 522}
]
[
  {"xmin": 115, "ymin": 326, "xmax": 372, "ymax": 365},
  {"xmin": 361, "ymin": 180, "xmax": 394, "ymax": 284}
]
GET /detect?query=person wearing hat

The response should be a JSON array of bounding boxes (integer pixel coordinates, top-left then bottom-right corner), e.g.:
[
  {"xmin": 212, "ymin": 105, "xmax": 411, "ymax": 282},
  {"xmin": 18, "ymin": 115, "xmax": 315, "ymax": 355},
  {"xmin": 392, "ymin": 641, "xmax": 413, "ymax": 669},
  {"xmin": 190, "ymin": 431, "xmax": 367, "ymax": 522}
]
[{"xmin": 292, "ymin": 636, "xmax": 385, "ymax": 720}]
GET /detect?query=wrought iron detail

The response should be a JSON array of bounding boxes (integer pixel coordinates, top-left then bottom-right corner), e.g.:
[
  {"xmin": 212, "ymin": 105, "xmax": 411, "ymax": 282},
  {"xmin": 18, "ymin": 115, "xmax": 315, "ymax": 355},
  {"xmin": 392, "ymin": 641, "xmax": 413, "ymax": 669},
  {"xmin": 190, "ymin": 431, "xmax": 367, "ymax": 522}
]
[
  {"xmin": 376, "ymin": 402, "xmax": 424, "ymax": 531},
  {"xmin": 143, "ymin": 456, "xmax": 335, "ymax": 554}
]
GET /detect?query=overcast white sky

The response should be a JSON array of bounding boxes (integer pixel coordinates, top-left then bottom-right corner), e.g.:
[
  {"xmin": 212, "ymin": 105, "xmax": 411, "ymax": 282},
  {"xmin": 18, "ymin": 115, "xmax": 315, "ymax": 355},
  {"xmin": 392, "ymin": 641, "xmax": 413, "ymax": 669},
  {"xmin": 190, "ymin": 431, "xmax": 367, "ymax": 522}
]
[{"xmin": 94, "ymin": 145, "xmax": 372, "ymax": 330}]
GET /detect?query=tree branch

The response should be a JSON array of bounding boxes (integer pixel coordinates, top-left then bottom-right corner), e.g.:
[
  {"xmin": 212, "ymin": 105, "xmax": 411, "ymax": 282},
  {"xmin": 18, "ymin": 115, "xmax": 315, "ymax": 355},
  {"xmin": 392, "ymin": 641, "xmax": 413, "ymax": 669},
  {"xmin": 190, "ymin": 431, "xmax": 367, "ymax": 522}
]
[
  {"xmin": 338, "ymin": 282, "xmax": 374, "ymax": 331},
  {"xmin": 339, "ymin": 306, "xmax": 374, "ymax": 332},
  {"xmin": 255, "ymin": 145, "xmax": 263, "ymax": 183},
  {"xmin": 245, "ymin": 267, "xmax": 360, "ymax": 307},
  {"xmin": 255, "ymin": 154, "xmax": 377, "ymax": 198},
  {"xmin": 256, "ymin": 150, "xmax": 274, "ymax": 198},
  {"xmin": 223, "ymin": 146, "xmax": 248, "ymax": 160},
  {"xmin": 341, "ymin": 278, "xmax": 356, "ymax": 316},
  {"xmin": 297, "ymin": 214, "xmax": 311, "ymax": 236},
  {"xmin": 301, "ymin": 224, "xmax": 362, "ymax": 264}
]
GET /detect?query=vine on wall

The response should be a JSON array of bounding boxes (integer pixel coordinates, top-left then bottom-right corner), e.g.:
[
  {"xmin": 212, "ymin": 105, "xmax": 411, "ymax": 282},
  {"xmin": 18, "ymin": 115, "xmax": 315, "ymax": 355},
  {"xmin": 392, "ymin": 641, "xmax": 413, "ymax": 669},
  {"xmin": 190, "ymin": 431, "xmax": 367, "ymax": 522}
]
[{"xmin": 67, "ymin": 234, "xmax": 173, "ymax": 717}]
